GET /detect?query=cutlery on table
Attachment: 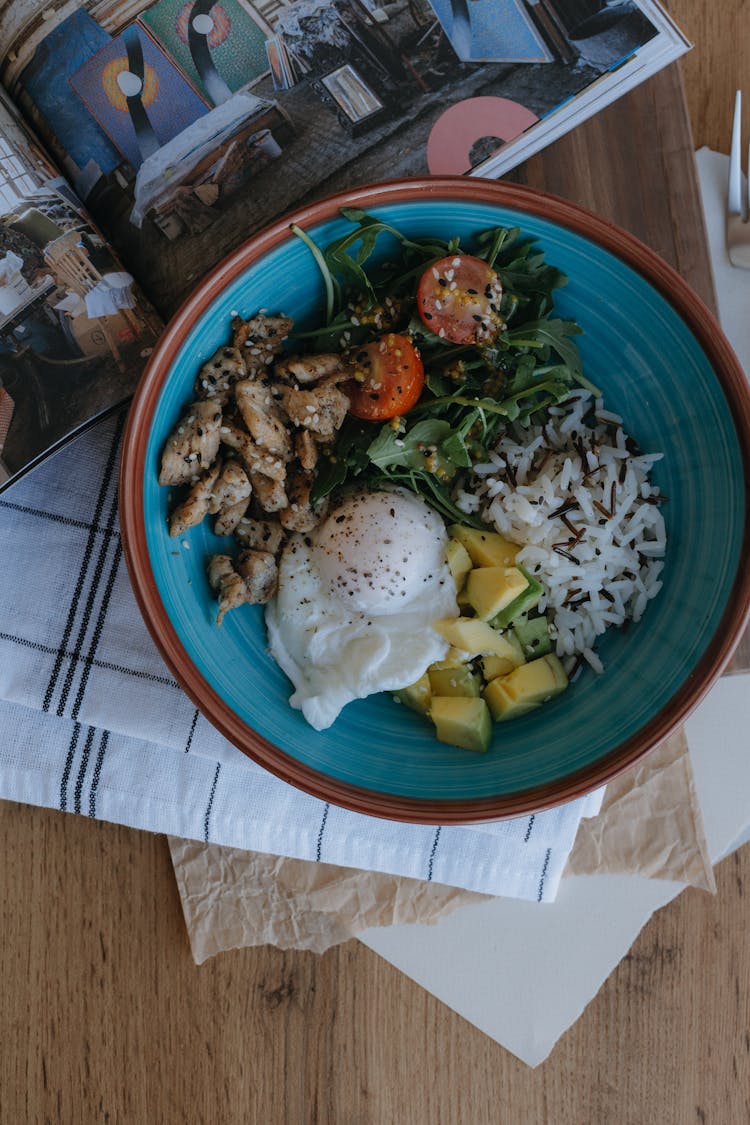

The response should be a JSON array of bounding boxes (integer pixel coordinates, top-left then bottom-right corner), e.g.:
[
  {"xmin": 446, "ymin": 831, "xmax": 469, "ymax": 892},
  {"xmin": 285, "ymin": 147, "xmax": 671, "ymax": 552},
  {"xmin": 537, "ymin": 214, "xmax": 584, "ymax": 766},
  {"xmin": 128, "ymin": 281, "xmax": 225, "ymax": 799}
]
[{"xmin": 727, "ymin": 90, "xmax": 750, "ymax": 268}]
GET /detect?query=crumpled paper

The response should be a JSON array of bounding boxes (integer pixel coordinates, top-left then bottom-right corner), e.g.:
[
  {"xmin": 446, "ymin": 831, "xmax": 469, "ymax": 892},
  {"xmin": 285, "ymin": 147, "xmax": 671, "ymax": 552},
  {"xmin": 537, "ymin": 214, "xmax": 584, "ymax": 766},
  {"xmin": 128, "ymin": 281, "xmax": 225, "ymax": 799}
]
[{"xmin": 169, "ymin": 727, "xmax": 715, "ymax": 963}]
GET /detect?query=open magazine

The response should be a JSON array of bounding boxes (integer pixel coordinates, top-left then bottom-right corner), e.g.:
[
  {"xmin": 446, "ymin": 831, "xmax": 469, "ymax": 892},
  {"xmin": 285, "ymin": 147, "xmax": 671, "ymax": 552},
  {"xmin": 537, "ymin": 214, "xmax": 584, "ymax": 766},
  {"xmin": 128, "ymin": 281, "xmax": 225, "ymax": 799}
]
[{"xmin": 0, "ymin": 0, "xmax": 688, "ymax": 491}]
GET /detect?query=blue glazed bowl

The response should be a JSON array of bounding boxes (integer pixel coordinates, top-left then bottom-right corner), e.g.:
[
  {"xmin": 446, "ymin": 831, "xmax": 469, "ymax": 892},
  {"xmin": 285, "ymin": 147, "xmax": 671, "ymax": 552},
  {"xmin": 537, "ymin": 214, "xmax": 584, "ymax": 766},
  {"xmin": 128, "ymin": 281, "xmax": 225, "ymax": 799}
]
[{"xmin": 120, "ymin": 178, "xmax": 750, "ymax": 823}]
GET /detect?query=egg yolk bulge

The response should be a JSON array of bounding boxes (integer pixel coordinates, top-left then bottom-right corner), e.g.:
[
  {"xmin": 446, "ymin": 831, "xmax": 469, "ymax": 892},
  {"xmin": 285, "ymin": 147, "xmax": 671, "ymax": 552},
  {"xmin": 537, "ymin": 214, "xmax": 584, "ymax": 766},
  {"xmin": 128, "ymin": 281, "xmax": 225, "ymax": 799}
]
[{"xmin": 265, "ymin": 490, "xmax": 458, "ymax": 731}]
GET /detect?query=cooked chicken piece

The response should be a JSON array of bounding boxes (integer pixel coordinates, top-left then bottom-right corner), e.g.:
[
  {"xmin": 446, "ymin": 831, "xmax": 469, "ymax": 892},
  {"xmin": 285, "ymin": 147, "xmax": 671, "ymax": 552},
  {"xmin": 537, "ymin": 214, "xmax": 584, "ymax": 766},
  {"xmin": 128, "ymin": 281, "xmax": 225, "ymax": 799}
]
[
  {"xmin": 232, "ymin": 314, "xmax": 293, "ymax": 352},
  {"xmin": 277, "ymin": 381, "xmax": 350, "ymax": 442},
  {"xmin": 274, "ymin": 353, "xmax": 351, "ymax": 386},
  {"xmin": 279, "ymin": 470, "xmax": 326, "ymax": 533},
  {"xmin": 220, "ymin": 421, "xmax": 286, "ymax": 482},
  {"xmin": 214, "ymin": 500, "xmax": 248, "ymax": 538},
  {"xmin": 158, "ymin": 401, "xmax": 222, "ymax": 487},
  {"xmin": 209, "ymin": 461, "xmax": 252, "ymax": 536},
  {"xmin": 233, "ymin": 378, "xmax": 293, "ymax": 458},
  {"xmin": 294, "ymin": 429, "xmax": 319, "ymax": 472},
  {"xmin": 193, "ymin": 345, "xmax": 245, "ymax": 404},
  {"xmin": 249, "ymin": 471, "xmax": 288, "ymax": 513},
  {"xmin": 234, "ymin": 517, "xmax": 287, "ymax": 557},
  {"xmin": 168, "ymin": 462, "xmax": 221, "ymax": 537},
  {"xmin": 236, "ymin": 549, "xmax": 278, "ymax": 603},
  {"xmin": 232, "ymin": 314, "xmax": 294, "ymax": 377},
  {"xmin": 207, "ymin": 555, "xmax": 252, "ymax": 625}
]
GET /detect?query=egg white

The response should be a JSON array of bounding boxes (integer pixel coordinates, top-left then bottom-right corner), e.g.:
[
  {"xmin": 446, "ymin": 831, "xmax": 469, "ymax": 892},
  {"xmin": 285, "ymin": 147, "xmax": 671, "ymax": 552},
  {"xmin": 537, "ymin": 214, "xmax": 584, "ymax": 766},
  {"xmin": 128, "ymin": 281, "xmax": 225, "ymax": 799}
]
[{"xmin": 265, "ymin": 496, "xmax": 458, "ymax": 731}]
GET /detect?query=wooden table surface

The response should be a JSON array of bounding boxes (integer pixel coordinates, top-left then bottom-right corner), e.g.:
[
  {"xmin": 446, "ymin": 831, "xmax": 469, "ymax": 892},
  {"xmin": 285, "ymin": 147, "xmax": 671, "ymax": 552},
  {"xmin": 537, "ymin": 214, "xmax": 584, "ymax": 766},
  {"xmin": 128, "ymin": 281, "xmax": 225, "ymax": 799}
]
[{"xmin": 3, "ymin": 4, "xmax": 750, "ymax": 1122}]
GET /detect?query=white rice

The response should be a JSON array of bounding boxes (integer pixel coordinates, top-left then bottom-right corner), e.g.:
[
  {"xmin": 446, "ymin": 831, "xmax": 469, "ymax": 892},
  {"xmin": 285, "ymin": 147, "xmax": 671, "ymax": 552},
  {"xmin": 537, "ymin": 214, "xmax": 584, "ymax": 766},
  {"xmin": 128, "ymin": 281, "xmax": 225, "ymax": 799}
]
[{"xmin": 453, "ymin": 391, "xmax": 667, "ymax": 675}]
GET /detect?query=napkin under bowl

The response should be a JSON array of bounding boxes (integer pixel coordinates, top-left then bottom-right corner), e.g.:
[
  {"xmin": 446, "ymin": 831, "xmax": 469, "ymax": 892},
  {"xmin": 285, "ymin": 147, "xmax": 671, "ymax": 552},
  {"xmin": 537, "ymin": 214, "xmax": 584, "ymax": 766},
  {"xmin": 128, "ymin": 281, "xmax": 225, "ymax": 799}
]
[{"xmin": 120, "ymin": 177, "xmax": 750, "ymax": 823}]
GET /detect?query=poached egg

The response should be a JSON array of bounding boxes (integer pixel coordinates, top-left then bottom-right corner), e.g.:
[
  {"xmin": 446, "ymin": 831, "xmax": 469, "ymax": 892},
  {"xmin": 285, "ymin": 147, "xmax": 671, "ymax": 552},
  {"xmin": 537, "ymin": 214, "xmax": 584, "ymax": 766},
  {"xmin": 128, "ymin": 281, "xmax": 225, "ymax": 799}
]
[{"xmin": 265, "ymin": 489, "xmax": 458, "ymax": 730}]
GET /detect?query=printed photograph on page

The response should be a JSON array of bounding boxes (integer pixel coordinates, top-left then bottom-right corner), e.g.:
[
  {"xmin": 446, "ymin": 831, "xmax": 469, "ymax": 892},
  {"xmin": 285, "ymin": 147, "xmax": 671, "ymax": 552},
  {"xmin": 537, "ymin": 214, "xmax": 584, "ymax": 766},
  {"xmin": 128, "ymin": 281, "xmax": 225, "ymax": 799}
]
[
  {"xmin": 0, "ymin": 0, "xmax": 658, "ymax": 312},
  {"xmin": 0, "ymin": 89, "xmax": 160, "ymax": 490}
]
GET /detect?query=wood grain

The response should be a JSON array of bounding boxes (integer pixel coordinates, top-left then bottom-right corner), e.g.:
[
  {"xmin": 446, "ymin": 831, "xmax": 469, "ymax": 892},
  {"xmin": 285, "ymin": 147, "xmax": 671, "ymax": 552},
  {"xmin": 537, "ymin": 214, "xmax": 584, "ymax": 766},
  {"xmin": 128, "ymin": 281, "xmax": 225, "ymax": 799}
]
[
  {"xmin": 3, "ymin": 5, "xmax": 750, "ymax": 1122},
  {"xmin": 1, "ymin": 799, "xmax": 749, "ymax": 1124}
]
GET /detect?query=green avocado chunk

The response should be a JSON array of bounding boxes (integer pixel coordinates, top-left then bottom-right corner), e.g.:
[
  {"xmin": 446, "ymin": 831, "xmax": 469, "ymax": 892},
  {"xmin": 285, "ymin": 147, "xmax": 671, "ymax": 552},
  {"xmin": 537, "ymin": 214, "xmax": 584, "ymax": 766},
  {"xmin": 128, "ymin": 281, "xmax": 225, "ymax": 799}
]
[
  {"xmin": 430, "ymin": 696, "xmax": 493, "ymax": 753},
  {"xmin": 428, "ymin": 665, "xmax": 481, "ymax": 698},
  {"xmin": 512, "ymin": 613, "xmax": 553, "ymax": 659},
  {"xmin": 393, "ymin": 673, "xmax": 431, "ymax": 715},
  {"xmin": 489, "ymin": 566, "xmax": 543, "ymax": 629}
]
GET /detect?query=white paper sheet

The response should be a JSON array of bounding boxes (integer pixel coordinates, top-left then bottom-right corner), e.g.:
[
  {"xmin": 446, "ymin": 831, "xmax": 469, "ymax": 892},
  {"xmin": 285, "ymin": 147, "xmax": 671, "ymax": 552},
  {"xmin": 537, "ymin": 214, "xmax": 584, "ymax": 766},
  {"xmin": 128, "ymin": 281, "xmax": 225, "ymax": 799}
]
[{"xmin": 360, "ymin": 674, "xmax": 750, "ymax": 1065}]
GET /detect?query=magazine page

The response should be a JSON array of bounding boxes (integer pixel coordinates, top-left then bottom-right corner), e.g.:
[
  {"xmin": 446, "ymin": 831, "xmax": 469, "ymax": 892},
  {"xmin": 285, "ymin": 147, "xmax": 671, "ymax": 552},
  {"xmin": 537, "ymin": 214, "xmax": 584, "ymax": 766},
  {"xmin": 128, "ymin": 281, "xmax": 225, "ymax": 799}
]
[
  {"xmin": 0, "ymin": 0, "xmax": 686, "ymax": 317},
  {"xmin": 0, "ymin": 87, "xmax": 160, "ymax": 491}
]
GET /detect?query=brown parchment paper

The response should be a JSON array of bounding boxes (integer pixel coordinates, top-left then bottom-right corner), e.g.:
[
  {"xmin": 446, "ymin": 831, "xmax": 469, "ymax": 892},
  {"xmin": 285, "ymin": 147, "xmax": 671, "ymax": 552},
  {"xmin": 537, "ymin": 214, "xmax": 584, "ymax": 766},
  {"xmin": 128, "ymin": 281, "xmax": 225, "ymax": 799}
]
[{"xmin": 169, "ymin": 727, "xmax": 715, "ymax": 964}]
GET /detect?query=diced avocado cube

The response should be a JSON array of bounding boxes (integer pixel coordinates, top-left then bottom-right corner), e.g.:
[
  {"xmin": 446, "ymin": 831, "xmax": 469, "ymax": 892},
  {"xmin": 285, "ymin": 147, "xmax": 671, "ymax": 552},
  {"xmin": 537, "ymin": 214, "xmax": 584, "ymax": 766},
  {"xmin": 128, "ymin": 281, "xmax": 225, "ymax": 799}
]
[
  {"xmin": 445, "ymin": 538, "xmax": 473, "ymax": 591},
  {"xmin": 513, "ymin": 614, "xmax": 552, "ymax": 659},
  {"xmin": 481, "ymin": 632, "xmax": 525, "ymax": 680},
  {"xmin": 447, "ymin": 525, "xmax": 520, "ymax": 568},
  {"xmin": 393, "ymin": 673, "xmax": 431, "ymax": 715},
  {"xmin": 484, "ymin": 654, "xmax": 568, "ymax": 721},
  {"xmin": 434, "ymin": 617, "xmax": 524, "ymax": 659},
  {"xmin": 465, "ymin": 566, "xmax": 529, "ymax": 621},
  {"xmin": 483, "ymin": 678, "xmax": 542, "ymax": 722},
  {"xmin": 490, "ymin": 566, "xmax": 543, "ymax": 629},
  {"xmin": 429, "ymin": 645, "xmax": 472, "ymax": 671},
  {"xmin": 431, "ymin": 696, "xmax": 492, "ymax": 753},
  {"xmin": 428, "ymin": 665, "xmax": 481, "ymax": 698}
]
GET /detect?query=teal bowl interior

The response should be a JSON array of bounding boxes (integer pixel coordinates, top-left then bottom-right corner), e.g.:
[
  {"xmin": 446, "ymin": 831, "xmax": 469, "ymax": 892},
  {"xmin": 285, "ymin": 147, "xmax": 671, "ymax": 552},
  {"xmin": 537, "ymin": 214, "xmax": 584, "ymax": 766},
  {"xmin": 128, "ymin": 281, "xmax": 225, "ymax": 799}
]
[{"xmin": 142, "ymin": 198, "xmax": 746, "ymax": 805}]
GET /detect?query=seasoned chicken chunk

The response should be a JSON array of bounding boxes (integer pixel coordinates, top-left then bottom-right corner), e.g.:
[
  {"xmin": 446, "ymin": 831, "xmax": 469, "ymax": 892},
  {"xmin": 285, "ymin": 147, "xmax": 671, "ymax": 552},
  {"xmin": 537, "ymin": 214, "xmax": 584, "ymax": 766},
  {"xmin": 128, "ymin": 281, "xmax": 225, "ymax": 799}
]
[
  {"xmin": 233, "ymin": 378, "xmax": 292, "ymax": 458},
  {"xmin": 249, "ymin": 471, "xmax": 288, "ymax": 513},
  {"xmin": 294, "ymin": 429, "xmax": 319, "ymax": 472},
  {"xmin": 274, "ymin": 352, "xmax": 351, "ymax": 386},
  {"xmin": 236, "ymin": 549, "xmax": 278, "ymax": 603},
  {"xmin": 233, "ymin": 314, "xmax": 293, "ymax": 377},
  {"xmin": 220, "ymin": 420, "xmax": 286, "ymax": 482},
  {"xmin": 168, "ymin": 462, "xmax": 221, "ymax": 537},
  {"xmin": 234, "ymin": 517, "xmax": 287, "ymax": 557},
  {"xmin": 209, "ymin": 461, "xmax": 253, "ymax": 536},
  {"xmin": 193, "ymin": 345, "xmax": 245, "ymax": 404},
  {"xmin": 158, "ymin": 401, "xmax": 222, "ymax": 487},
  {"xmin": 277, "ymin": 381, "xmax": 350, "ymax": 442},
  {"xmin": 207, "ymin": 555, "xmax": 252, "ymax": 625},
  {"xmin": 279, "ymin": 470, "xmax": 326, "ymax": 533},
  {"xmin": 232, "ymin": 314, "xmax": 293, "ymax": 352}
]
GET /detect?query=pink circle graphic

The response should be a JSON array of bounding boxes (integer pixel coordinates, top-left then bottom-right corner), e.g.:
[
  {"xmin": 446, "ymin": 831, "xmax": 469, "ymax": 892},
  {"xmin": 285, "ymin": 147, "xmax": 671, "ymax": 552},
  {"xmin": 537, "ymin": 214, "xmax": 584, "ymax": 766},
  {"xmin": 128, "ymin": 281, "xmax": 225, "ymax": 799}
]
[{"xmin": 427, "ymin": 97, "xmax": 539, "ymax": 175}]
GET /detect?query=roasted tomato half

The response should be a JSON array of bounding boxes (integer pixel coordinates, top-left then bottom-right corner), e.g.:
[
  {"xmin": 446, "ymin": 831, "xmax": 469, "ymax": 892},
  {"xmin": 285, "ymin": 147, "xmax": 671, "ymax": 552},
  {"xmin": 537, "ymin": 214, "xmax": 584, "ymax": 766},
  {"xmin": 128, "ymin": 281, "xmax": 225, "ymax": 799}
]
[
  {"xmin": 417, "ymin": 255, "xmax": 503, "ymax": 345},
  {"xmin": 346, "ymin": 333, "xmax": 425, "ymax": 421}
]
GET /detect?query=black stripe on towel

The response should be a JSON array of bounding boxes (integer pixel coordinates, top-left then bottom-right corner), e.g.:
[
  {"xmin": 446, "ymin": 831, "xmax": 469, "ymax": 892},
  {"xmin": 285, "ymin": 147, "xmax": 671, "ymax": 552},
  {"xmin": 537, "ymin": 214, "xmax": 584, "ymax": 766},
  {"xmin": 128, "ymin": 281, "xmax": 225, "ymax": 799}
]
[
  {"xmin": 43, "ymin": 418, "xmax": 123, "ymax": 713},
  {"xmin": 524, "ymin": 814, "xmax": 535, "ymax": 843},
  {"xmin": 537, "ymin": 847, "xmax": 552, "ymax": 902},
  {"xmin": 73, "ymin": 725, "xmax": 97, "ymax": 814},
  {"xmin": 0, "ymin": 630, "xmax": 177, "ymax": 688},
  {"xmin": 203, "ymin": 762, "xmax": 221, "ymax": 842},
  {"xmin": 184, "ymin": 709, "xmax": 200, "ymax": 753},
  {"xmin": 68, "ymin": 540, "xmax": 123, "ymax": 722},
  {"xmin": 315, "ymin": 803, "xmax": 330, "ymax": 861},
  {"xmin": 427, "ymin": 826, "xmax": 442, "ymax": 881},
  {"xmin": 88, "ymin": 730, "xmax": 109, "ymax": 819},
  {"xmin": 60, "ymin": 721, "xmax": 82, "ymax": 812},
  {"xmin": 0, "ymin": 497, "xmax": 120, "ymax": 538}
]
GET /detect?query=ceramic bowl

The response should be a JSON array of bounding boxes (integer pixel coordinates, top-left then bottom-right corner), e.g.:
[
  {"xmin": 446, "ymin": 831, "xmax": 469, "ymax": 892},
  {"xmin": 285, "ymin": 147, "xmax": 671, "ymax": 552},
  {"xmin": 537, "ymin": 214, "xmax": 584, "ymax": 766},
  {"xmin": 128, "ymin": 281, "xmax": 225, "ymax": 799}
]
[{"xmin": 120, "ymin": 178, "xmax": 750, "ymax": 823}]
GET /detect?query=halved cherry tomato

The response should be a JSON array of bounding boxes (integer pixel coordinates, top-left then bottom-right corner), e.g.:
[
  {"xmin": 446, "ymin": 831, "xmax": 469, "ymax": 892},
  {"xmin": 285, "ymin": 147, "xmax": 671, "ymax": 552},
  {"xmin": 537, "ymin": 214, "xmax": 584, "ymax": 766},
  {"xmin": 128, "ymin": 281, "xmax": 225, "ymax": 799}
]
[
  {"xmin": 417, "ymin": 255, "xmax": 503, "ymax": 345},
  {"xmin": 346, "ymin": 333, "xmax": 424, "ymax": 421}
]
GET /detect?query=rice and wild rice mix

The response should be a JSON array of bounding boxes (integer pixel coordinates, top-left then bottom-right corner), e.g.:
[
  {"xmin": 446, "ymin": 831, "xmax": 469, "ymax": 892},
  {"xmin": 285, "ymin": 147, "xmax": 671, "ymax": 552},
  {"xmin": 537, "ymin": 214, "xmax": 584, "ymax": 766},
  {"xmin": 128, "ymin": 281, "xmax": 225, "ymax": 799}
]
[{"xmin": 454, "ymin": 390, "xmax": 667, "ymax": 678}]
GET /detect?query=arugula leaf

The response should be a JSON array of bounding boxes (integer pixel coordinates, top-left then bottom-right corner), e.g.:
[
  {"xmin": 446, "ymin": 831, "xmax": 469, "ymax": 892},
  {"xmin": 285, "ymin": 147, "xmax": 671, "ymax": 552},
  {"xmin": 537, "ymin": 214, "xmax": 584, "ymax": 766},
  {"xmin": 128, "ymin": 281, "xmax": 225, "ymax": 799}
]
[
  {"xmin": 506, "ymin": 318, "xmax": 583, "ymax": 372},
  {"xmin": 367, "ymin": 419, "xmax": 456, "ymax": 476}
]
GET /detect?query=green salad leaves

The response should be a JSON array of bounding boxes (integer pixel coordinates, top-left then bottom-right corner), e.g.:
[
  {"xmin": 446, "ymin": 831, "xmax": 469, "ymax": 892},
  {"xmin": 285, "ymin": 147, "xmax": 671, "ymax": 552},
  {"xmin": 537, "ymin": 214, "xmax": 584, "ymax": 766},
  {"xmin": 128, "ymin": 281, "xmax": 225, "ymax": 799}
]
[{"xmin": 289, "ymin": 209, "xmax": 597, "ymax": 526}]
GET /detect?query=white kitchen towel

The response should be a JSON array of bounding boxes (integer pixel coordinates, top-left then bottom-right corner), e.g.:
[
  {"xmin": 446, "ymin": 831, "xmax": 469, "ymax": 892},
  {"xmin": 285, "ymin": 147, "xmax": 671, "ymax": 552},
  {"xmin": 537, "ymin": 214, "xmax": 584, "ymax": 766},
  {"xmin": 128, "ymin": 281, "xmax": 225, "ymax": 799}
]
[{"xmin": 0, "ymin": 410, "xmax": 602, "ymax": 902}]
